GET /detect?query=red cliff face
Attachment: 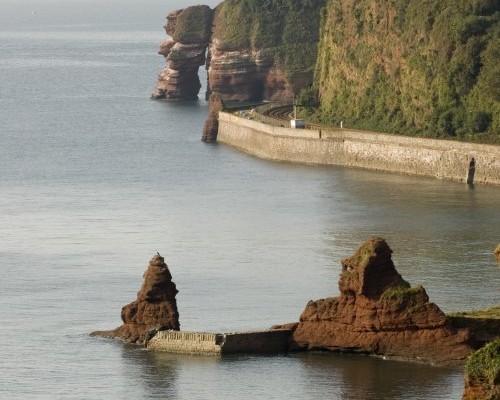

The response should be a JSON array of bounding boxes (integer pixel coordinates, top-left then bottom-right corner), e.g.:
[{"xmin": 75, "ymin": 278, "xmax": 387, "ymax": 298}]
[
  {"xmin": 152, "ymin": 4, "xmax": 314, "ymax": 103},
  {"xmin": 91, "ymin": 254, "xmax": 179, "ymax": 344},
  {"xmin": 292, "ymin": 237, "xmax": 473, "ymax": 364},
  {"xmin": 206, "ymin": 43, "xmax": 297, "ymax": 102}
]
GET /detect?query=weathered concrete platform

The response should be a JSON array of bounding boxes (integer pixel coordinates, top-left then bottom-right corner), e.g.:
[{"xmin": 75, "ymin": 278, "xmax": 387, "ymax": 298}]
[{"xmin": 146, "ymin": 329, "xmax": 293, "ymax": 355}]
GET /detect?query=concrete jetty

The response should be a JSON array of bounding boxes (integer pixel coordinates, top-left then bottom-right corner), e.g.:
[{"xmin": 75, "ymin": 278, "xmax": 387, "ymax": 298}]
[{"xmin": 146, "ymin": 329, "xmax": 294, "ymax": 355}]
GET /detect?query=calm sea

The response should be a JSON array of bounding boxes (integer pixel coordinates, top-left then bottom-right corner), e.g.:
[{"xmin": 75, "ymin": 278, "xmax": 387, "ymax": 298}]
[{"xmin": 0, "ymin": 1, "xmax": 498, "ymax": 399}]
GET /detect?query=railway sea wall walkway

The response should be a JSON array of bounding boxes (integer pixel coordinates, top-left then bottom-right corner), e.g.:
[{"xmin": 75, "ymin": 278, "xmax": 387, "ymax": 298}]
[{"xmin": 216, "ymin": 112, "xmax": 500, "ymax": 185}]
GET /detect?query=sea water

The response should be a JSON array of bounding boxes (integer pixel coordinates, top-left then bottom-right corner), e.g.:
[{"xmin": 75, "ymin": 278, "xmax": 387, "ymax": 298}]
[{"xmin": 0, "ymin": 1, "xmax": 499, "ymax": 399}]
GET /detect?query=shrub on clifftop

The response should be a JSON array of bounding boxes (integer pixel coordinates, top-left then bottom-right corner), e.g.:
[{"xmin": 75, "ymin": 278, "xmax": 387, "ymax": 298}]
[{"xmin": 463, "ymin": 338, "xmax": 500, "ymax": 399}]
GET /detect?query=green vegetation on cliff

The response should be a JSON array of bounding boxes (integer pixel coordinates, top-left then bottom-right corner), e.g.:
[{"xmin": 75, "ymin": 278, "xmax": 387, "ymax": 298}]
[
  {"xmin": 212, "ymin": 0, "xmax": 326, "ymax": 76},
  {"xmin": 172, "ymin": 5, "xmax": 213, "ymax": 43},
  {"xmin": 300, "ymin": 0, "xmax": 499, "ymax": 143},
  {"xmin": 465, "ymin": 338, "xmax": 500, "ymax": 392}
]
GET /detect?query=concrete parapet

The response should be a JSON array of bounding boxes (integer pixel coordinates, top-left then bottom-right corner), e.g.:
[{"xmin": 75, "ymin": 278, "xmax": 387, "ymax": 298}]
[
  {"xmin": 217, "ymin": 112, "xmax": 500, "ymax": 185},
  {"xmin": 146, "ymin": 329, "xmax": 293, "ymax": 355}
]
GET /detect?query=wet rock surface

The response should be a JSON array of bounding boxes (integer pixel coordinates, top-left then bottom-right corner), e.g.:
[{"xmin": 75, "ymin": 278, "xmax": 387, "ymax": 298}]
[
  {"xmin": 291, "ymin": 237, "xmax": 473, "ymax": 364},
  {"xmin": 91, "ymin": 254, "xmax": 179, "ymax": 345}
]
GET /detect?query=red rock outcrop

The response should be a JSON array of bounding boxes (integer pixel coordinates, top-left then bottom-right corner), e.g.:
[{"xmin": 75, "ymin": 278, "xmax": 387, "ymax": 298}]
[
  {"xmin": 462, "ymin": 339, "xmax": 500, "ymax": 400},
  {"xmin": 91, "ymin": 254, "xmax": 179, "ymax": 344},
  {"xmin": 202, "ymin": 92, "xmax": 225, "ymax": 142},
  {"xmin": 206, "ymin": 44, "xmax": 298, "ymax": 102},
  {"xmin": 292, "ymin": 237, "xmax": 473, "ymax": 364},
  {"xmin": 152, "ymin": 6, "xmax": 213, "ymax": 100},
  {"xmin": 153, "ymin": 2, "xmax": 322, "ymax": 103}
]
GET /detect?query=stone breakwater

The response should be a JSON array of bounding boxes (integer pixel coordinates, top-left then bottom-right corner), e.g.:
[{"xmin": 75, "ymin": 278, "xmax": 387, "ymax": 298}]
[
  {"xmin": 146, "ymin": 329, "xmax": 293, "ymax": 355},
  {"xmin": 216, "ymin": 112, "xmax": 500, "ymax": 185}
]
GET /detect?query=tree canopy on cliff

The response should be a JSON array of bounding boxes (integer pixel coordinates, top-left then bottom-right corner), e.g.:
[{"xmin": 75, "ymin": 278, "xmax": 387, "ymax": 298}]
[{"xmin": 301, "ymin": 0, "xmax": 499, "ymax": 143}]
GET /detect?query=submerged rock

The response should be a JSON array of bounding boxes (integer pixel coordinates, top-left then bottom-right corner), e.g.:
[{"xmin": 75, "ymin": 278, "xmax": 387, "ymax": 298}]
[
  {"xmin": 495, "ymin": 244, "xmax": 500, "ymax": 263},
  {"xmin": 291, "ymin": 237, "xmax": 473, "ymax": 364},
  {"xmin": 91, "ymin": 254, "xmax": 179, "ymax": 344}
]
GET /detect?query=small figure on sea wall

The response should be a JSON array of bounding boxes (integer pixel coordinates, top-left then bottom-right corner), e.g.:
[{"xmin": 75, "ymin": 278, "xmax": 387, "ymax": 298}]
[
  {"xmin": 91, "ymin": 253, "xmax": 180, "ymax": 345},
  {"xmin": 289, "ymin": 237, "xmax": 474, "ymax": 364}
]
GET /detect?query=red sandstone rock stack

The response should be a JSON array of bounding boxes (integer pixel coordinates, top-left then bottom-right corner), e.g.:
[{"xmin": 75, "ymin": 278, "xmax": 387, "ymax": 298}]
[
  {"xmin": 91, "ymin": 254, "xmax": 179, "ymax": 344},
  {"xmin": 152, "ymin": 6, "xmax": 213, "ymax": 100},
  {"xmin": 202, "ymin": 93, "xmax": 225, "ymax": 142},
  {"xmin": 291, "ymin": 237, "xmax": 473, "ymax": 364}
]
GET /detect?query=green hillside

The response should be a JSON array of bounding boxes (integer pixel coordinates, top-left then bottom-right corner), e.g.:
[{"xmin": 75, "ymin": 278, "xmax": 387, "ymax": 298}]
[{"xmin": 300, "ymin": 0, "xmax": 499, "ymax": 143}]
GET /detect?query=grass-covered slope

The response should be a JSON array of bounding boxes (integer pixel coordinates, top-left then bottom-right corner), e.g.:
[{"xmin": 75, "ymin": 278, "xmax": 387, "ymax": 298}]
[
  {"xmin": 171, "ymin": 5, "xmax": 213, "ymax": 44},
  {"xmin": 463, "ymin": 338, "xmax": 500, "ymax": 399},
  {"xmin": 303, "ymin": 0, "xmax": 499, "ymax": 143},
  {"xmin": 212, "ymin": 0, "xmax": 326, "ymax": 76}
]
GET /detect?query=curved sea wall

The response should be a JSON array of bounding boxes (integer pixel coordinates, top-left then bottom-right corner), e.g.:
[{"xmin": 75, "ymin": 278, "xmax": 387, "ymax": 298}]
[{"xmin": 217, "ymin": 112, "xmax": 500, "ymax": 185}]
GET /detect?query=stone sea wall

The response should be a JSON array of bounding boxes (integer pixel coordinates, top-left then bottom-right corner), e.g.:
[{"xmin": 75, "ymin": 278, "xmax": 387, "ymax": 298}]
[{"xmin": 217, "ymin": 113, "xmax": 500, "ymax": 185}]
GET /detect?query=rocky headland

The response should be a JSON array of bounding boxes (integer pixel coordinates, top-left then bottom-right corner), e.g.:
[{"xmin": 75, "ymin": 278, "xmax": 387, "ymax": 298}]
[
  {"xmin": 152, "ymin": 1, "xmax": 324, "ymax": 102},
  {"xmin": 90, "ymin": 254, "xmax": 180, "ymax": 344},
  {"xmin": 279, "ymin": 237, "xmax": 474, "ymax": 365},
  {"xmin": 152, "ymin": 1, "xmax": 498, "ymax": 143}
]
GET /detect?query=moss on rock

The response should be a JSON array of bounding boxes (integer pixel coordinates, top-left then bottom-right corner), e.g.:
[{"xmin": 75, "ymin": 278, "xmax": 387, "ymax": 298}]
[{"xmin": 464, "ymin": 338, "xmax": 500, "ymax": 399}]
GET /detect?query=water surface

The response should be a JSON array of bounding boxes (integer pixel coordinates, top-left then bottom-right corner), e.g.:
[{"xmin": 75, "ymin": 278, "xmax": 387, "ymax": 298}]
[{"xmin": 0, "ymin": 1, "xmax": 499, "ymax": 399}]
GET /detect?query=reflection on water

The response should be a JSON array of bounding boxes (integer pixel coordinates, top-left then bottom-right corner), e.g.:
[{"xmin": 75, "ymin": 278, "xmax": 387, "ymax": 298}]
[
  {"xmin": 130, "ymin": 350, "xmax": 464, "ymax": 400},
  {"xmin": 122, "ymin": 347, "xmax": 180, "ymax": 398},
  {"xmin": 295, "ymin": 352, "xmax": 462, "ymax": 400}
]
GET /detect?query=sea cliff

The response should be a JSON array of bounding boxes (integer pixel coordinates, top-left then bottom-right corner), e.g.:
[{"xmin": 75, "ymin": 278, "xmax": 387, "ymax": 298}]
[{"xmin": 152, "ymin": 0, "xmax": 325, "ymax": 101}]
